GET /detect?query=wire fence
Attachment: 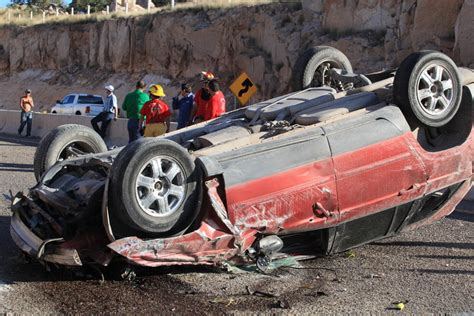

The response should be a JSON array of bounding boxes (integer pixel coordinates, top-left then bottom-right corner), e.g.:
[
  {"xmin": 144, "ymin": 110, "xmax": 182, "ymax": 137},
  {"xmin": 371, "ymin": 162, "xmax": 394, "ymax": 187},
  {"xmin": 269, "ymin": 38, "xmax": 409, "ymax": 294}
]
[{"xmin": 0, "ymin": 0, "xmax": 278, "ymax": 25}]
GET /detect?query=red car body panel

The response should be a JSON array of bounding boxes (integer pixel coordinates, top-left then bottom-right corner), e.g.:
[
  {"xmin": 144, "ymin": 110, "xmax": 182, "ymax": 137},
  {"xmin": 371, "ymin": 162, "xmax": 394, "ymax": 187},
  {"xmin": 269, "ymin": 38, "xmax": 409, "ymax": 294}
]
[{"xmin": 107, "ymin": 130, "xmax": 472, "ymax": 267}]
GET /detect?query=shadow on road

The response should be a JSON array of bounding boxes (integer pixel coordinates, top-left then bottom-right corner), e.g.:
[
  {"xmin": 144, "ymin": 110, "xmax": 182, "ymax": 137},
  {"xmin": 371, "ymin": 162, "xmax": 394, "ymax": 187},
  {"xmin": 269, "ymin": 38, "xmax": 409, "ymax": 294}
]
[
  {"xmin": 413, "ymin": 254, "xmax": 474, "ymax": 260},
  {"xmin": 0, "ymin": 162, "xmax": 34, "ymax": 173},
  {"xmin": 0, "ymin": 134, "xmax": 39, "ymax": 147},
  {"xmin": 409, "ymin": 268, "xmax": 474, "ymax": 276},
  {"xmin": 372, "ymin": 240, "xmax": 473, "ymax": 250}
]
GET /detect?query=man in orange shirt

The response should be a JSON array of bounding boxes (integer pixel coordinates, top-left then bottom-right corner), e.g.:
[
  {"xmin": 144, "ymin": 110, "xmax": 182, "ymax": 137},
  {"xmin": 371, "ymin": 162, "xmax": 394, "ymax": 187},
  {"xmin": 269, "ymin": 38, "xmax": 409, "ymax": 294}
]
[
  {"xmin": 18, "ymin": 89, "xmax": 34, "ymax": 137},
  {"xmin": 139, "ymin": 84, "xmax": 172, "ymax": 137}
]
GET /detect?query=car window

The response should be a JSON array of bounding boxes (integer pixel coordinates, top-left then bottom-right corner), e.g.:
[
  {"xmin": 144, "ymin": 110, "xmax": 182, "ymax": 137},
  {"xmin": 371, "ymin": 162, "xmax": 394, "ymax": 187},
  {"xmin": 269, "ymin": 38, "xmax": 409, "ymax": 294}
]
[
  {"xmin": 62, "ymin": 95, "xmax": 75, "ymax": 104},
  {"xmin": 77, "ymin": 96, "xmax": 104, "ymax": 105}
]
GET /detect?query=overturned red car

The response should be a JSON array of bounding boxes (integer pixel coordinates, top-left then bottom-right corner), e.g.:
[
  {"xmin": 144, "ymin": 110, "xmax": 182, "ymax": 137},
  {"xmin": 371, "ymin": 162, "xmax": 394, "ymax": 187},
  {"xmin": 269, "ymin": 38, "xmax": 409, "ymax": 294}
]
[{"xmin": 10, "ymin": 48, "xmax": 474, "ymax": 272}]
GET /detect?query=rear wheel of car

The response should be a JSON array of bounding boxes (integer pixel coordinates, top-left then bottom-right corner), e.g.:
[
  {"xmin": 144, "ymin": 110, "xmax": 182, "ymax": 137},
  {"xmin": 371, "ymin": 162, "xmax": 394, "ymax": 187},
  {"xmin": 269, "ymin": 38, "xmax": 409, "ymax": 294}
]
[
  {"xmin": 293, "ymin": 46, "xmax": 353, "ymax": 91},
  {"xmin": 108, "ymin": 138, "xmax": 201, "ymax": 238},
  {"xmin": 34, "ymin": 124, "xmax": 107, "ymax": 181},
  {"xmin": 75, "ymin": 111, "xmax": 81, "ymax": 115},
  {"xmin": 393, "ymin": 51, "xmax": 462, "ymax": 127}
]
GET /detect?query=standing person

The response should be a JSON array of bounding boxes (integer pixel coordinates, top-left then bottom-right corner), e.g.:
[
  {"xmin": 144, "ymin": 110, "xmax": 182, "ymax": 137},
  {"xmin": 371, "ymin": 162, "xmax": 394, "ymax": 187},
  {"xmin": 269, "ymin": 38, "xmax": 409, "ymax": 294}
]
[
  {"xmin": 18, "ymin": 89, "xmax": 34, "ymax": 137},
  {"xmin": 91, "ymin": 85, "xmax": 118, "ymax": 139},
  {"xmin": 172, "ymin": 83, "xmax": 194, "ymax": 129},
  {"xmin": 203, "ymin": 79, "xmax": 226, "ymax": 121},
  {"xmin": 122, "ymin": 80, "xmax": 149, "ymax": 143},
  {"xmin": 139, "ymin": 84, "xmax": 172, "ymax": 137},
  {"xmin": 191, "ymin": 71, "xmax": 215, "ymax": 124}
]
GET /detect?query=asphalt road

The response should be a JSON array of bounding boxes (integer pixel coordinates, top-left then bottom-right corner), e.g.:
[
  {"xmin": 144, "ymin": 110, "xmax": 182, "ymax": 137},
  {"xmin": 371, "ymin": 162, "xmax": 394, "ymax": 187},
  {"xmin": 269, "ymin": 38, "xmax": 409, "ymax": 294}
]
[{"xmin": 0, "ymin": 135, "xmax": 472, "ymax": 314}]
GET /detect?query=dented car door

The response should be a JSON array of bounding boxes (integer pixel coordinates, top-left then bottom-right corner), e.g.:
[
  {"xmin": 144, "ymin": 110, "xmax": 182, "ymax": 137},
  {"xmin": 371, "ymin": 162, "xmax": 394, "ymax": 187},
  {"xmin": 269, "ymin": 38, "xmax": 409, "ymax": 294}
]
[{"xmin": 212, "ymin": 126, "xmax": 339, "ymax": 235}]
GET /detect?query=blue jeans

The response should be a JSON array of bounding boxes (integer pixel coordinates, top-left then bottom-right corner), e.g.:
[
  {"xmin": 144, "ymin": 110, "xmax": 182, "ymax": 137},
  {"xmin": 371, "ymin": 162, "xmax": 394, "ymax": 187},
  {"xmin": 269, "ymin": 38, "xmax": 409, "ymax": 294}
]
[
  {"xmin": 18, "ymin": 111, "xmax": 32, "ymax": 136},
  {"xmin": 127, "ymin": 118, "xmax": 141, "ymax": 143},
  {"xmin": 91, "ymin": 112, "xmax": 114, "ymax": 138}
]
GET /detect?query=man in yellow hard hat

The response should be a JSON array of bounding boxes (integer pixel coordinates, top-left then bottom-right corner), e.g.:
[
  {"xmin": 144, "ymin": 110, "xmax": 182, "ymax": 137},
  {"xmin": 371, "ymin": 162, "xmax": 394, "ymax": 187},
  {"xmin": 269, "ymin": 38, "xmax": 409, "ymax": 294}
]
[{"xmin": 139, "ymin": 84, "xmax": 171, "ymax": 137}]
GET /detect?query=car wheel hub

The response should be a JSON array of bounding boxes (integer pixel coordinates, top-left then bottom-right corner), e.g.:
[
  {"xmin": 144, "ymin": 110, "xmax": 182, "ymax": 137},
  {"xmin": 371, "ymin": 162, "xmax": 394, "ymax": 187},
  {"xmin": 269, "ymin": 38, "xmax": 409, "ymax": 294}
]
[
  {"xmin": 135, "ymin": 156, "xmax": 186, "ymax": 218},
  {"xmin": 416, "ymin": 63, "xmax": 454, "ymax": 116}
]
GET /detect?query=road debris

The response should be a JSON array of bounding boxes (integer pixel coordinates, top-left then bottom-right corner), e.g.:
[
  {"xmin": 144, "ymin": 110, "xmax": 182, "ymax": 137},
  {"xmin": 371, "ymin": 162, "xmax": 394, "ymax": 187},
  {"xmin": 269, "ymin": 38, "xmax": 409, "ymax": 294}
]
[
  {"xmin": 389, "ymin": 300, "xmax": 409, "ymax": 311},
  {"xmin": 346, "ymin": 250, "xmax": 356, "ymax": 258},
  {"xmin": 209, "ymin": 297, "xmax": 237, "ymax": 306}
]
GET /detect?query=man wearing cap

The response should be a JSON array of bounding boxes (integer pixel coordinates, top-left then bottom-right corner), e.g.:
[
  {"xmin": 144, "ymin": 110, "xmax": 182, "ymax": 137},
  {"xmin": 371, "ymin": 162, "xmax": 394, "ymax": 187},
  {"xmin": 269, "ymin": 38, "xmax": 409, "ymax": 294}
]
[
  {"xmin": 122, "ymin": 80, "xmax": 150, "ymax": 143},
  {"xmin": 18, "ymin": 89, "xmax": 34, "ymax": 137},
  {"xmin": 191, "ymin": 71, "xmax": 215, "ymax": 124},
  {"xmin": 172, "ymin": 83, "xmax": 194, "ymax": 129},
  {"xmin": 91, "ymin": 85, "xmax": 118, "ymax": 139},
  {"xmin": 139, "ymin": 84, "xmax": 171, "ymax": 137}
]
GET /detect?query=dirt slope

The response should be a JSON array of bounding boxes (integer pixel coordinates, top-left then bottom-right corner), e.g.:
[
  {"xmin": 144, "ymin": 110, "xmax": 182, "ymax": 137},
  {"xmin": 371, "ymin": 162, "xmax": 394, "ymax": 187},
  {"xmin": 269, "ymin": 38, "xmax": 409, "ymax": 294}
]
[{"xmin": 0, "ymin": 0, "xmax": 472, "ymax": 112}]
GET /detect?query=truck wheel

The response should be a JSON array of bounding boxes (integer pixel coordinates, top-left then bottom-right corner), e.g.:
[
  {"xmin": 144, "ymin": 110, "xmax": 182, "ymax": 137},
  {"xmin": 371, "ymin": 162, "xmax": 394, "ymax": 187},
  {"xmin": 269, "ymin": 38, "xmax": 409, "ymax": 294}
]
[
  {"xmin": 393, "ymin": 51, "xmax": 462, "ymax": 127},
  {"xmin": 34, "ymin": 124, "xmax": 107, "ymax": 181},
  {"xmin": 293, "ymin": 46, "xmax": 353, "ymax": 91},
  {"xmin": 108, "ymin": 138, "xmax": 201, "ymax": 238}
]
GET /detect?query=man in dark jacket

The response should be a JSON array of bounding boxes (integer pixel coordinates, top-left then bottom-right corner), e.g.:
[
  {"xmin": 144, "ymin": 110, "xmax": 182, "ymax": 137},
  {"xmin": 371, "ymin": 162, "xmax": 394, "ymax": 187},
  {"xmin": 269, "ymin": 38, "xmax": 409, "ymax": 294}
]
[{"xmin": 172, "ymin": 83, "xmax": 194, "ymax": 129}]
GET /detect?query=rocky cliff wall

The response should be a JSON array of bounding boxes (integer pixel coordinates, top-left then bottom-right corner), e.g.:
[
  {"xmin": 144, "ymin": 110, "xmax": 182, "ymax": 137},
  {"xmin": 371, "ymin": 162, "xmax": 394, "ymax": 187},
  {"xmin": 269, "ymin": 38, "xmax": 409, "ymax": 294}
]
[{"xmin": 0, "ymin": 0, "xmax": 472, "ymax": 108}]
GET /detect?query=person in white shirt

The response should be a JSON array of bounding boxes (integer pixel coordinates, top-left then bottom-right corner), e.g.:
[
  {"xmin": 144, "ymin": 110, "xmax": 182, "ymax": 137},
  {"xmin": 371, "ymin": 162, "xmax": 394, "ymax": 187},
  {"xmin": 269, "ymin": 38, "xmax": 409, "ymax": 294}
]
[{"xmin": 91, "ymin": 85, "xmax": 118, "ymax": 138}]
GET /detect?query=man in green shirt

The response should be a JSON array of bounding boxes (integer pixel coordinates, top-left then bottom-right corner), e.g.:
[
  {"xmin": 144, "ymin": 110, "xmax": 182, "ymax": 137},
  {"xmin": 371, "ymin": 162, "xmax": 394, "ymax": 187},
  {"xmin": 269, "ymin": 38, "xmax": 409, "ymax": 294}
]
[{"xmin": 122, "ymin": 80, "xmax": 150, "ymax": 143}]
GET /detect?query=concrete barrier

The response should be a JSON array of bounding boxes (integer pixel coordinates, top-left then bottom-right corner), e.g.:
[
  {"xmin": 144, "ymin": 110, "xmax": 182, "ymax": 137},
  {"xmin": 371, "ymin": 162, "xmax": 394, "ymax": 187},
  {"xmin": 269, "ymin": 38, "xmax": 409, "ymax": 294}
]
[
  {"xmin": 0, "ymin": 110, "xmax": 176, "ymax": 147},
  {"xmin": 0, "ymin": 110, "xmax": 129, "ymax": 146}
]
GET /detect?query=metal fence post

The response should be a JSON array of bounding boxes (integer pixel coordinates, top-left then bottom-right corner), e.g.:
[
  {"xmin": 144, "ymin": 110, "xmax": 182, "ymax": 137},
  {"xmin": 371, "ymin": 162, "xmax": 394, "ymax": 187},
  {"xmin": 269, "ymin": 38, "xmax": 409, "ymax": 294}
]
[
  {"xmin": 125, "ymin": 2, "xmax": 129, "ymax": 14},
  {"xmin": 171, "ymin": 0, "xmax": 175, "ymax": 9},
  {"xmin": 71, "ymin": 7, "xmax": 74, "ymax": 15},
  {"xmin": 87, "ymin": 5, "xmax": 91, "ymax": 15},
  {"xmin": 106, "ymin": 5, "xmax": 109, "ymax": 14},
  {"xmin": 147, "ymin": 0, "xmax": 150, "ymax": 12},
  {"xmin": 30, "ymin": 11, "xmax": 33, "ymax": 20},
  {"xmin": 42, "ymin": 11, "xmax": 45, "ymax": 22}
]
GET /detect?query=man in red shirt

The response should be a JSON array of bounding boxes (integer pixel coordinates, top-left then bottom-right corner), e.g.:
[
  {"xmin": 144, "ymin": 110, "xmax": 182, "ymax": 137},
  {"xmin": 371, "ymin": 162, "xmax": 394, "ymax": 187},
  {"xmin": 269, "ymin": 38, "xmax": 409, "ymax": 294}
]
[
  {"xmin": 192, "ymin": 71, "xmax": 215, "ymax": 124},
  {"xmin": 203, "ymin": 79, "xmax": 226, "ymax": 121},
  {"xmin": 139, "ymin": 84, "xmax": 172, "ymax": 137}
]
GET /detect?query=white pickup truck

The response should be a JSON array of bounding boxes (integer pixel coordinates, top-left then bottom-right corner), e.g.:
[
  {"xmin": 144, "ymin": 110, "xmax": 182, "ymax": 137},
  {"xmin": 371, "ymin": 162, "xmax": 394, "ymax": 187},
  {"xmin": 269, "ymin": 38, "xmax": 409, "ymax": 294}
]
[{"xmin": 51, "ymin": 94, "xmax": 105, "ymax": 116}]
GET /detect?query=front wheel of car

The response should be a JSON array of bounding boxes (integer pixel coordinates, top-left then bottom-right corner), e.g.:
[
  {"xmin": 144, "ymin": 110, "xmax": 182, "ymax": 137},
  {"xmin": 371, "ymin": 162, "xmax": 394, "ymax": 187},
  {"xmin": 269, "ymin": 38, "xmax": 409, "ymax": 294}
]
[
  {"xmin": 108, "ymin": 138, "xmax": 202, "ymax": 238},
  {"xmin": 34, "ymin": 124, "xmax": 108, "ymax": 181},
  {"xmin": 393, "ymin": 51, "xmax": 462, "ymax": 128}
]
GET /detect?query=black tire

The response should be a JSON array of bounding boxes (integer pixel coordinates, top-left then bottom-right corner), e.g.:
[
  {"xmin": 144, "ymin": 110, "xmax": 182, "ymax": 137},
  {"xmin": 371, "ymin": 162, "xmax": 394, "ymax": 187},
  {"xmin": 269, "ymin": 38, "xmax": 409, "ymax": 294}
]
[
  {"xmin": 34, "ymin": 124, "xmax": 107, "ymax": 181},
  {"xmin": 393, "ymin": 51, "xmax": 462, "ymax": 127},
  {"xmin": 108, "ymin": 138, "xmax": 201, "ymax": 238},
  {"xmin": 75, "ymin": 111, "xmax": 81, "ymax": 115},
  {"xmin": 292, "ymin": 46, "xmax": 353, "ymax": 91}
]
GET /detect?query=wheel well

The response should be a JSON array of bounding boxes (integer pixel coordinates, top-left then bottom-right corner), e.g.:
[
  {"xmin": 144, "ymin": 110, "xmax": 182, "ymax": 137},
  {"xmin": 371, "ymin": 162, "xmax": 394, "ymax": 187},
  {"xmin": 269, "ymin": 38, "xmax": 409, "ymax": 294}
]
[{"xmin": 75, "ymin": 111, "xmax": 81, "ymax": 115}]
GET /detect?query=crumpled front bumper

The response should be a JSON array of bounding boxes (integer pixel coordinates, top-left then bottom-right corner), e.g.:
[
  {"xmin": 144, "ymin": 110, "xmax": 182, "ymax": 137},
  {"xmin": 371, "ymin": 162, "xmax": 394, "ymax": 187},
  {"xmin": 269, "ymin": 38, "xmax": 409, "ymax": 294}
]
[{"xmin": 10, "ymin": 210, "xmax": 82, "ymax": 266}]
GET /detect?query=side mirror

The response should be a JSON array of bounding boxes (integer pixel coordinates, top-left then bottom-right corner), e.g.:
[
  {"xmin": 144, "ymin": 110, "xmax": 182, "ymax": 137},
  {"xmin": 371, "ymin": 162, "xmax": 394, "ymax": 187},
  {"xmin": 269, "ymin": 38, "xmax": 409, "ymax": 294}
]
[{"xmin": 56, "ymin": 100, "xmax": 61, "ymax": 104}]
